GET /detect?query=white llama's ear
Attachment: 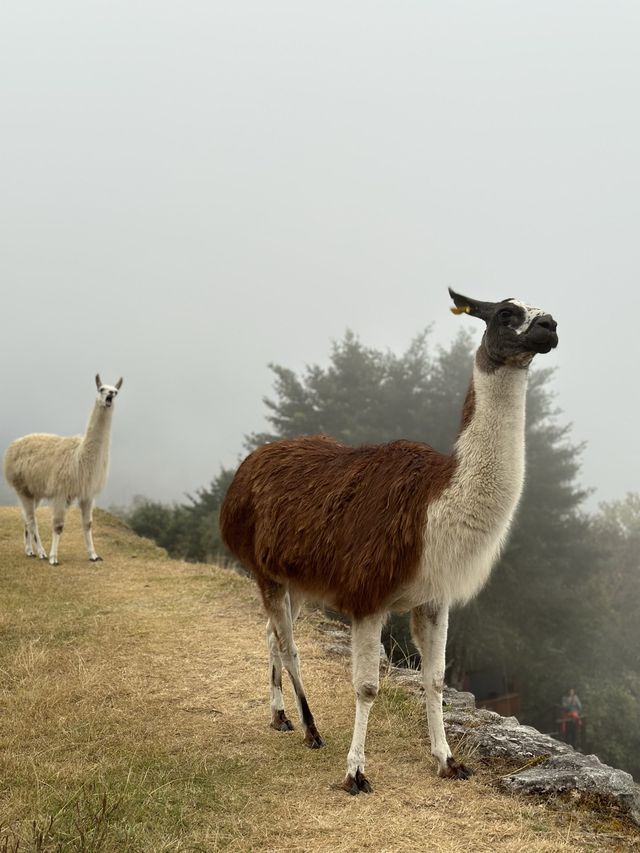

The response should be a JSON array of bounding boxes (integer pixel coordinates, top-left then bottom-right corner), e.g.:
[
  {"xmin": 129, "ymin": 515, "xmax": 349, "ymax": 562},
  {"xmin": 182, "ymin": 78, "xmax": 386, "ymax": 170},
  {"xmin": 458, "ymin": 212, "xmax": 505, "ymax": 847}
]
[
  {"xmin": 115, "ymin": 377, "xmax": 123, "ymax": 390},
  {"xmin": 95, "ymin": 374, "xmax": 102, "ymax": 390}
]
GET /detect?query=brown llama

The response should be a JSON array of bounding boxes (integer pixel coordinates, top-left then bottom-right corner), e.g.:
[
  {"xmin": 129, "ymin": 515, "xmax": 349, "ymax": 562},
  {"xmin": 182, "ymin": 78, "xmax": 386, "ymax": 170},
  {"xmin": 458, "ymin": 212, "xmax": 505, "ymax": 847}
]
[{"xmin": 220, "ymin": 289, "xmax": 558, "ymax": 794}]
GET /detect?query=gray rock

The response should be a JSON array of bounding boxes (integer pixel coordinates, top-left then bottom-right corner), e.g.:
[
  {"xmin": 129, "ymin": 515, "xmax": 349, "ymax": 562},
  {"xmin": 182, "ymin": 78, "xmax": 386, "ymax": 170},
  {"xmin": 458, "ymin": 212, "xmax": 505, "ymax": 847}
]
[
  {"xmin": 446, "ymin": 716, "xmax": 571, "ymax": 760},
  {"xmin": 504, "ymin": 752, "xmax": 640, "ymax": 826},
  {"xmin": 441, "ymin": 690, "xmax": 640, "ymax": 827},
  {"xmin": 396, "ymin": 665, "xmax": 639, "ymax": 826},
  {"xmin": 326, "ymin": 641, "xmax": 351, "ymax": 657},
  {"xmin": 443, "ymin": 686, "xmax": 476, "ymax": 711}
]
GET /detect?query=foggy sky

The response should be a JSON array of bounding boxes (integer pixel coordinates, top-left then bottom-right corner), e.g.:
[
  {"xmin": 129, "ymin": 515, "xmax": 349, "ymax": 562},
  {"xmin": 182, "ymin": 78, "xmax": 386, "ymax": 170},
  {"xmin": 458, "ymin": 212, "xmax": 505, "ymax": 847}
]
[{"xmin": 2, "ymin": 1, "xmax": 639, "ymax": 511}]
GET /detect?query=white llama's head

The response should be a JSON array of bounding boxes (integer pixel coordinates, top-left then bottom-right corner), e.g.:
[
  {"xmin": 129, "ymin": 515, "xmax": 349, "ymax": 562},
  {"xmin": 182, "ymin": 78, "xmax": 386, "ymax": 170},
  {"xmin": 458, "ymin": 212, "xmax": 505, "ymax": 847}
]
[{"xmin": 95, "ymin": 374, "xmax": 124, "ymax": 408}]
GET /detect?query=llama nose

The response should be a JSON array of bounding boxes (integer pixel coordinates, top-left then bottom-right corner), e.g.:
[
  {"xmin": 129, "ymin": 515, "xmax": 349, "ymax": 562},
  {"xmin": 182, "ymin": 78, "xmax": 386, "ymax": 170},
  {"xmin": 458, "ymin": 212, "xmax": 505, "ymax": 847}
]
[{"xmin": 534, "ymin": 315, "xmax": 557, "ymax": 333}]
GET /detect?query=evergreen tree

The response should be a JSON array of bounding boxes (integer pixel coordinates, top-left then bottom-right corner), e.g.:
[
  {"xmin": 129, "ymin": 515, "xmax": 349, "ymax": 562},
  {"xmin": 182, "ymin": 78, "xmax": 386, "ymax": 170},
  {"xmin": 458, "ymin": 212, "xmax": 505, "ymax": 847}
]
[
  {"xmin": 581, "ymin": 495, "xmax": 640, "ymax": 777},
  {"xmin": 125, "ymin": 496, "xmax": 191, "ymax": 558},
  {"xmin": 126, "ymin": 468, "xmax": 235, "ymax": 562},
  {"xmin": 248, "ymin": 328, "xmax": 474, "ymax": 451}
]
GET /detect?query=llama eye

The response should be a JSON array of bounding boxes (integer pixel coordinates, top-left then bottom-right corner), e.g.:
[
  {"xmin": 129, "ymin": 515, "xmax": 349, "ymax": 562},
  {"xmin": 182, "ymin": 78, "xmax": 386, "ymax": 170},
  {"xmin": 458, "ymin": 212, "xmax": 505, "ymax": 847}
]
[{"xmin": 498, "ymin": 309, "xmax": 513, "ymax": 323}]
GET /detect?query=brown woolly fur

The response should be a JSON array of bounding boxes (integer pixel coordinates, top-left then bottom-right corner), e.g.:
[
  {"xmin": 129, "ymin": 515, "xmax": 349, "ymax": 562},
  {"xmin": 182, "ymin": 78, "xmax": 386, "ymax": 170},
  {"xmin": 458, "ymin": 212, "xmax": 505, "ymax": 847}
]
[{"xmin": 220, "ymin": 435, "xmax": 456, "ymax": 619}]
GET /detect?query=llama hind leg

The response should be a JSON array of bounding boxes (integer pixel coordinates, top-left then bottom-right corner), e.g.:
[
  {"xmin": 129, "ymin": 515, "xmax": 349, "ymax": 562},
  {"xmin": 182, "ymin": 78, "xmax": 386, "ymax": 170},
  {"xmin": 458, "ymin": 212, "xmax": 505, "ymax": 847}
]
[
  {"xmin": 268, "ymin": 589, "xmax": 306, "ymax": 731},
  {"xmin": 343, "ymin": 613, "xmax": 384, "ymax": 794},
  {"xmin": 261, "ymin": 581, "xmax": 323, "ymax": 749},
  {"xmin": 411, "ymin": 603, "xmax": 472, "ymax": 780},
  {"xmin": 48, "ymin": 498, "xmax": 68, "ymax": 566},
  {"xmin": 79, "ymin": 498, "xmax": 101, "ymax": 562},
  {"xmin": 268, "ymin": 619, "xmax": 294, "ymax": 732},
  {"xmin": 17, "ymin": 493, "xmax": 46, "ymax": 560}
]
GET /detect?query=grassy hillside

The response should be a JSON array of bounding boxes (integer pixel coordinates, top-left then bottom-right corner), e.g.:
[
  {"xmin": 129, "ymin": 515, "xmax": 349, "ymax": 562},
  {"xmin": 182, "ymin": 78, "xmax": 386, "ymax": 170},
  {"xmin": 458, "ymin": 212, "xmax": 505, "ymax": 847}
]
[{"xmin": 0, "ymin": 507, "xmax": 636, "ymax": 851}]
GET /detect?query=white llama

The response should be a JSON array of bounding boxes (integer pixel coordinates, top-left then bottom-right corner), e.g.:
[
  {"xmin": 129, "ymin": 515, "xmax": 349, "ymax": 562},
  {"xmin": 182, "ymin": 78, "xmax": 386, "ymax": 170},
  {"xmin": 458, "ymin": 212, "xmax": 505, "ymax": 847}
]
[{"xmin": 3, "ymin": 375, "xmax": 124, "ymax": 566}]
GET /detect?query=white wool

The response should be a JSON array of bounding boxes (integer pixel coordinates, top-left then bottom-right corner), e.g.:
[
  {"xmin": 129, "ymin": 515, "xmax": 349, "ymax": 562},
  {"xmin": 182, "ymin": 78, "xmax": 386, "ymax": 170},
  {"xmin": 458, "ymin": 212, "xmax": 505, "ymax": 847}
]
[
  {"xmin": 392, "ymin": 362, "xmax": 528, "ymax": 611},
  {"xmin": 3, "ymin": 379, "xmax": 122, "ymax": 564},
  {"xmin": 4, "ymin": 403, "xmax": 114, "ymax": 503}
]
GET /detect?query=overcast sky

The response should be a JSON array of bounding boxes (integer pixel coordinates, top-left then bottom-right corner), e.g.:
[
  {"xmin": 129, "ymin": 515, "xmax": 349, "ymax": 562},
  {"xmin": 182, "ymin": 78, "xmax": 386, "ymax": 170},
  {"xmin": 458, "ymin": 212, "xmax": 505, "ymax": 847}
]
[{"xmin": 1, "ymin": 1, "xmax": 639, "ymax": 511}]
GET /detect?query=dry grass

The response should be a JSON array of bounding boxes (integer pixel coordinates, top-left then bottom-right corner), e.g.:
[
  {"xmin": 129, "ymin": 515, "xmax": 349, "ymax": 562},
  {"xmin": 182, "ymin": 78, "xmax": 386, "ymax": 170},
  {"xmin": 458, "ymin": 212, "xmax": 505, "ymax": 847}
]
[{"xmin": 0, "ymin": 506, "xmax": 637, "ymax": 852}]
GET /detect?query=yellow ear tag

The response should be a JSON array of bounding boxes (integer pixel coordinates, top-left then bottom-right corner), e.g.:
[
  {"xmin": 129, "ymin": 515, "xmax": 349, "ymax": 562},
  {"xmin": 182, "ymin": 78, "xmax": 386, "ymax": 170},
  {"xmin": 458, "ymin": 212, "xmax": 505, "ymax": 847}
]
[{"xmin": 450, "ymin": 305, "xmax": 471, "ymax": 315}]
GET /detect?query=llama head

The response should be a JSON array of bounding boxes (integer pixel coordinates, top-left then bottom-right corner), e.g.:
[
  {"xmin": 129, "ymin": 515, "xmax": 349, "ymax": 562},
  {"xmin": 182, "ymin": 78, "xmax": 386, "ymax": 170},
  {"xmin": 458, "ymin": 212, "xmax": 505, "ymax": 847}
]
[
  {"xmin": 95, "ymin": 374, "xmax": 124, "ymax": 408},
  {"xmin": 448, "ymin": 288, "xmax": 558, "ymax": 368}
]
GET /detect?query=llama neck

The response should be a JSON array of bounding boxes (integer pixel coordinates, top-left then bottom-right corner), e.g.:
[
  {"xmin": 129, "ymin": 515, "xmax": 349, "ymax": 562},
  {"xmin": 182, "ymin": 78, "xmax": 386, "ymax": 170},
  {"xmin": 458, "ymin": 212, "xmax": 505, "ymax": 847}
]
[
  {"xmin": 78, "ymin": 402, "xmax": 113, "ymax": 488},
  {"xmin": 453, "ymin": 350, "xmax": 529, "ymax": 516}
]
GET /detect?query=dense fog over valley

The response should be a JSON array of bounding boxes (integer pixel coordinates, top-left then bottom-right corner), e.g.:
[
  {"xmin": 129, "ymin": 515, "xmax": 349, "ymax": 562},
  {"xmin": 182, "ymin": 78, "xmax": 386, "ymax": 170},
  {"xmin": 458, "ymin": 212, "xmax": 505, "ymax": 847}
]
[{"xmin": 1, "ymin": 1, "xmax": 639, "ymax": 509}]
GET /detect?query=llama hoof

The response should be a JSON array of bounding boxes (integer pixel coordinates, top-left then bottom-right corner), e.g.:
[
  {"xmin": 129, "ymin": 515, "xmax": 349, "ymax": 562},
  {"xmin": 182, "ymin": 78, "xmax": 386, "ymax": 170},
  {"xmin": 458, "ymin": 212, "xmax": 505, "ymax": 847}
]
[
  {"xmin": 49, "ymin": 558, "xmax": 59, "ymax": 566},
  {"xmin": 304, "ymin": 729, "xmax": 325, "ymax": 749},
  {"xmin": 25, "ymin": 553, "xmax": 36, "ymax": 558},
  {"xmin": 439, "ymin": 757, "xmax": 473, "ymax": 780},
  {"xmin": 89, "ymin": 555, "xmax": 103, "ymax": 562},
  {"xmin": 342, "ymin": 769, "xmax": 373, "ymax": 795},
  {"xmin": 38, "ymin": 553, "xmax": 48, "ymax": 560},
  {"xmin": 271, "ymin": 710, "xmax": 294, "ymax": 732}
]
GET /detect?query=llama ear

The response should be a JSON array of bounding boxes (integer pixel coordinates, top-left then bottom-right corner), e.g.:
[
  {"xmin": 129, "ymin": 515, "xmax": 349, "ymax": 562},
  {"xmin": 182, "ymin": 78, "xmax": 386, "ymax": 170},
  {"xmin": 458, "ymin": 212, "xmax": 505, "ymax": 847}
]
[
  {"xmin": 448, "ymin": 288, "xmax": 496, "ymax": 323},
  {"xmin": 115, "ymin": 377, "xmax": 123, "ymax": 390},
  {"xmin": 95, "ymin": 374, "xmax": 102, "ymax": 390}
]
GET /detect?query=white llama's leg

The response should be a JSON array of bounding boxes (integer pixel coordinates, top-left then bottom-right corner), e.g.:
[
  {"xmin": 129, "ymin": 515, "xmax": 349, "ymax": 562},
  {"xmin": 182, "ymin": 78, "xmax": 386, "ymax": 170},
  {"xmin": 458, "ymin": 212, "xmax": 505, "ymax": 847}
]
[
  {"xmin": 411, "ymin": 603, "xmax": 472, "ymax": 779},
  {"xmin": 79, "ymin": 498, "xmax": 101, "ymax": 561},
  {"xmin": 268, "ymin": 589, "xmax": 304, "ymax": 732},
  {"xmin": 343, "ymin": 613, "xmax": 384, "ymax": 794},
  {"xmin": 48, "ymin": 498, "xmax": 68, "ymax": 566},
  {"xmin": 261, "ymin": 580, "xmax": 323, "ymax": 749},
  {"xmin": 17, "ymin": 493, "xmax": 47, "ymax": 560}
]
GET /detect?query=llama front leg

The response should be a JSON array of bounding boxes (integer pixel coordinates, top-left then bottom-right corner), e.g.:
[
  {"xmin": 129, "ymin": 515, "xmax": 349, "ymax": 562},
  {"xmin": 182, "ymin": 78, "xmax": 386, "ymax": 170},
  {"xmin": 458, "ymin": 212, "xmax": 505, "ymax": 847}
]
[
  {"xmin": 48, "ymin": 498, "xmax": 68, "ymax": 566},
  {"xmin": 79, "ymin": 498, "xmax": 101, "ymax": 562},
  {"xmin": 17, "ymin": 493, "xmax": 47, "ymax": 560},
  {"xmin": 411, "ymin": 603, "xmax": 472, "ymax": 779},
  {"xmin": 343, "ymin": 614, "xmax": 385, "ymax": 794}
]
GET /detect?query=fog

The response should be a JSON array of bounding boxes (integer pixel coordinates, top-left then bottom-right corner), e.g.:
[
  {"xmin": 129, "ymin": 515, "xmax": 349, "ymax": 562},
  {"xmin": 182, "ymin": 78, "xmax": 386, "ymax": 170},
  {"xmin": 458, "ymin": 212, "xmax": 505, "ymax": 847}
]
[{"xmin": 2, "ymin": 1, "xmax": 639, "ymax": 508}]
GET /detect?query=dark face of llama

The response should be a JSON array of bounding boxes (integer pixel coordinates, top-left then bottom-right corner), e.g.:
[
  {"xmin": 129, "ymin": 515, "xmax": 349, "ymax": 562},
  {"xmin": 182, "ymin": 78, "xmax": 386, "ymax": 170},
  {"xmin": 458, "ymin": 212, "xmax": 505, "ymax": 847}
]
[
  {"xmin": 448, "ymin": 288, "xmax": 558, "ymax": 367},
  {"xmin": 95, "ymin": 374, "xmax": 124, "ymax": 408}
]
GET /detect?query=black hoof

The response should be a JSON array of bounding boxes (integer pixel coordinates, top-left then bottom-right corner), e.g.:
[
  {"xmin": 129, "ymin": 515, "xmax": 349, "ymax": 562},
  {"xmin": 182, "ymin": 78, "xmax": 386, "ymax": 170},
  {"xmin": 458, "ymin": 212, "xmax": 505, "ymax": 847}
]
[
  {"xmin": 304, "ymin": 729, "xmax": 325, "ymax": 749},
  {"xmin": 89, "ymin": 556, "xmax": 103, "ymax": 562},
  {"xmin": 271, "ymin": 710, "xmax": 294, "ymax": 732},
  {"xmin": 440, "ymin": 757, "xmax": 473, "ymax": 780},
  {"xmin": 49, "ymin": 559, "xmax": 59, "ymax": 567},
  {"xmin": 342, "ymin": 769, "xmax": 373, "ymax": 795},
  {"xmin": 26, "ymin": 553, "xmax": 36, "ymax": 559}
]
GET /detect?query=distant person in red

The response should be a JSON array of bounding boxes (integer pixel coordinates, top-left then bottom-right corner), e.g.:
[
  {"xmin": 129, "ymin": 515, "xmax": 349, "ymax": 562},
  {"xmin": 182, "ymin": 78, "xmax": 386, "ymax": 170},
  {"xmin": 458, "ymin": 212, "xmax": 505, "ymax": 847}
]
[{"xmin": 561, "ymin": 688, "xmax": 583, "ymax": 747}]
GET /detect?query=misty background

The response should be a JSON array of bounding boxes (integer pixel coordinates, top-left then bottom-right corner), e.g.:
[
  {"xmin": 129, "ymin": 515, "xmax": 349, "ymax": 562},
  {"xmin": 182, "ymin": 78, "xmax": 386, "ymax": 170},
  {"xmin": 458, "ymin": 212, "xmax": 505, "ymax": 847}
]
[{"xmin": 1, "ymin": 1, "xmax": 639, "ymax": 509}]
